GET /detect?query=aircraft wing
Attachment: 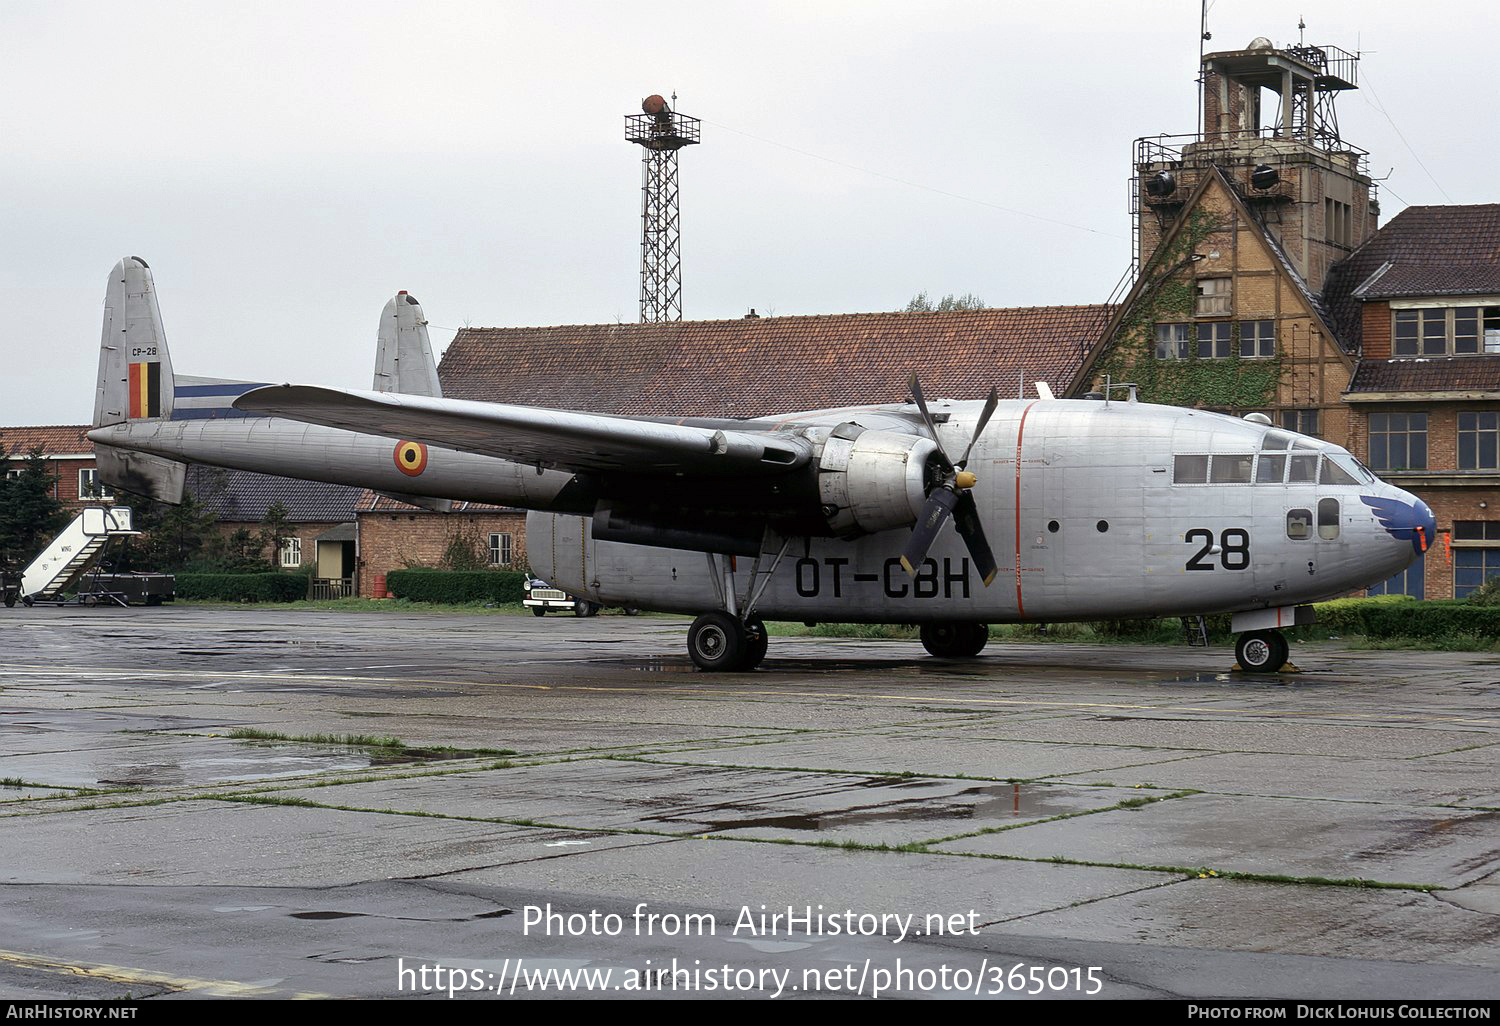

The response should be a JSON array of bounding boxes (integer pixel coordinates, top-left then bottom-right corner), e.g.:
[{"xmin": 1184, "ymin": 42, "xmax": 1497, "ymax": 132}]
[{"xmin": 234, "ymin": 385, "xmax": 812, "ymax": 476}]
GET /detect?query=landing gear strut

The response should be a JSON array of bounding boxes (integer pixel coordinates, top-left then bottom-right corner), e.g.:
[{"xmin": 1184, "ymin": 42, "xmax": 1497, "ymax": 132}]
[
  {"xmin": 920, "ymin": 622, "xmax": 989, "ymax": 658},
  {"xmin": 1235, "ymin": 630, "xmax": 1290, "ymax": 672}
]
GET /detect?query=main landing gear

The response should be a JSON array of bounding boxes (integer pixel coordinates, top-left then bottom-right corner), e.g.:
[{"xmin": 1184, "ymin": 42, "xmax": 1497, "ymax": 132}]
[
  {"xmin": 919, "ymin": 622, "xmax": 989, "ymax": 658},
  {"xmin": 1235, "ymin": 630, "xmax": 1290, "ymax": 672},
  {"xmin": 687, "ymin": 612, "xmax": 769, "ymax": 672}
]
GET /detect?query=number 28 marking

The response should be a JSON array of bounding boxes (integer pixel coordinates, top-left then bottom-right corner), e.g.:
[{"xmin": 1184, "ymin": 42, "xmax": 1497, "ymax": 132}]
[{"xmin": 1185, "ymin": 528, "xmax": 1250, "ymax": 571}]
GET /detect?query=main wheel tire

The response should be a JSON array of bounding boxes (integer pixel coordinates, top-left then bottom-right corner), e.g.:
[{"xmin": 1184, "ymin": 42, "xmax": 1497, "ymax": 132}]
[
  {"xmin": 1236, "ymin": 630, "xmax": 1289, "ymax": 672},
  {"xmin": 920, "ymin": 622, "xmax": 988, "ymax": 658},
  {"xmin": 532, "ymin": 607, "xmax": 546, "ymax": 617},
  {"xmin": 743, "ymin": 617, "xmax": 769, "ymax": 670},
  {"xmin": 688, "ymin": 612, "xmax": 747, "ymax": 672}
]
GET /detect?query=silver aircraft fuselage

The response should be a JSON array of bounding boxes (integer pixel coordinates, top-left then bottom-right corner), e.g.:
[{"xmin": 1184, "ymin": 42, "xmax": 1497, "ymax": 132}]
[{"xmin": 92, "ymin": 394, "xmax": 1431, "ymax": 625}]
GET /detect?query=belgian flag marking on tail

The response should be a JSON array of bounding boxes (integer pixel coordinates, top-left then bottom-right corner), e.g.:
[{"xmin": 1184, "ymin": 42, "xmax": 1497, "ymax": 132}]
[
  {"xmin": 394, "ymin": 440, "xmax": 428, "ymax": 477},
  {"xmin": 128, "ymin": 361, "xmax": 162, "ymax": 419}
]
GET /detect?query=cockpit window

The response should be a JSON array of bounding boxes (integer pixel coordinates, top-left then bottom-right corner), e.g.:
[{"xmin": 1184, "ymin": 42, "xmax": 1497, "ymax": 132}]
[
  {"xmin": 1288, "ymin": 453, "xmax": 1319, "ymax": 483},
  {"xmin": 1321, "ymin": 456, "xmax": 1360, "ymax": 487},
  {"xmin": 1262, "ymin": 431, "xmax": 1295, "ymax": 450},
  {"xmin": 1210, "ymin": 454, "xmax": 1253, "ymax": 483},
  {"xmin": 1174, "ymin": 455, "xmax": 1209, "ymax": 484},
  {"xmin": 1329, "ymin": 453, "xmax": 1374, "ymax": 485}
]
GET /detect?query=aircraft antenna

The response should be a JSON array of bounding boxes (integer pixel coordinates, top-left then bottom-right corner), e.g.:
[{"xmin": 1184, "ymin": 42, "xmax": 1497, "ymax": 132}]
[{"xmin": 626, "ymin": 92, "xmax": 701, "ymax": 322}]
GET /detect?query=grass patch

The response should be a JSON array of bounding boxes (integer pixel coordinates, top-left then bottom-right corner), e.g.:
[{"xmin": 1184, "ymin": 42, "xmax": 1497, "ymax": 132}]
[{"xmin": 228, "ymin": 728, "xmax": 405, "ymax": 749}]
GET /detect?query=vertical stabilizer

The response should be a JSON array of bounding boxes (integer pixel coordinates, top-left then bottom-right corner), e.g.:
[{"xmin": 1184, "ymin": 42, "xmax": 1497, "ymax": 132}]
[
  {"xmin": 372, "ymin": 291, "xmax": 443, "ymax": 397},
  {"xmin": 91, "ymin": 257, "xmax": 187, "ymax": 503},
  {"xmin": 94, "ymin": 257, "xmax": 175, "ymax": 427}
]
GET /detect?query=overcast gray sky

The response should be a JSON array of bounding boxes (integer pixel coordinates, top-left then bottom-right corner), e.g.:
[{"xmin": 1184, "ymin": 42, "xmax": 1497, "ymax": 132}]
[{"xmin": 3, "ymin": 0, "xmax": 1495, "ymax": 426}]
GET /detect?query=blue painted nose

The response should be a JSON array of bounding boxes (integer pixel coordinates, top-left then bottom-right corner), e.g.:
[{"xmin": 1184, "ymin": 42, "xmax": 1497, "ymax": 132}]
[{"xmin": 1360, "ymin": 492, "xmax": 1436, "ymax": 555}]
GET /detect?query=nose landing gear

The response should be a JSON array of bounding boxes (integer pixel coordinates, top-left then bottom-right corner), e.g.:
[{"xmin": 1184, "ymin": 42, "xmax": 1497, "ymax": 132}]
[{"xmin": 1235, "ymin": 629, "xmax": 1290, "ymax": 672}]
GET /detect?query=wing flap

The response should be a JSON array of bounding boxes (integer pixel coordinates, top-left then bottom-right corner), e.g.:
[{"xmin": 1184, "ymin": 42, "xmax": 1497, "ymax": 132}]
[{"xmin": 234, "ymin": 385, "xmax": 811, "ymax": 476}]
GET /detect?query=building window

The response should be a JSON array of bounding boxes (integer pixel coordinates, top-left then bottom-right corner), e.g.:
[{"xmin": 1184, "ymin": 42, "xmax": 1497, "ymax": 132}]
[
  {"xmin": 1280, "ymin": 409, "xmax": 1320, "ymax": 438},
  {"xmin": 78, "ymin": 468, "xmax": 114, "ymax": 500},
  {"xmin": 1195, "ymin": 278, "xmax": 1231, "ymax": 316},
  {"xmin": 1368, "ymin": 412, "xmax": 1427, "ymax": 472},
  {"xmin": 1198, "ymin": 322, "xmax": 1232, "ymax": 359},
  {"xmin": 1155, "ymin": 323, "xmax": 1191, "ymax": 360},
  {"xmin": 1240, "ymin": 319, "xmax": 1275, "ymax": 357},
  {"xmin": 1394, "ymin": 307, "xmax": 1500, "ymax": 357},
  {"xmin": 279, "ymin": 537, "xmax": 302, "ymax": 568},
  {"xmin": 1454, "ymin": 547, "xmax": 1500, "ymax": 599},
  {"xmin": 489, "ymin": 532, "xmax": 513, "ymax": 568},
  {"xmin": 1368, "ymin": 558, "xmax": 1424, "ymax": 599},
  {"xmin": 1458, "ymin": 412, "xmax": 1499, "ymax": 471}
]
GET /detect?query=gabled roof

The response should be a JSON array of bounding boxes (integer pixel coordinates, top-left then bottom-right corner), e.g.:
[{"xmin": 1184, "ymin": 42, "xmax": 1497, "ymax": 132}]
[
  {"xmin": 185, "ymin": 466, "xmax": 362, "ymax": 523},
  {"xmin": 0, "ymin": 425, "xmax": 93, "ymax": 458},
  {"xmin": 438, "ymin": 307, "xmax": 1113, "ymax": 417},
  {"xmin": 1324, "ymin": 204, "xmax": 1500, "ymax": 350},
  {"xmin": 1068, "ymin": 166, "xmax": 1349, "ymax": 394}
]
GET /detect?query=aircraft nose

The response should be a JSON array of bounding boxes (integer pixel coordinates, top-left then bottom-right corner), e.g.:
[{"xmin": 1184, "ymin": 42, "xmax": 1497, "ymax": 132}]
[{"xmin": 1360, "ymin": 487, "xmax": 1435, "ymax": 559}]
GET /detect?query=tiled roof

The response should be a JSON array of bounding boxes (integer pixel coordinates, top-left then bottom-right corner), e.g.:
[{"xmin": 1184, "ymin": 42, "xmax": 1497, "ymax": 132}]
[
  {"xmin": 355, "ymin": 489, "xmax": 520, "ymax": 514},
  {"xmin": 186, "ymin": 466, "xmax": 362, "ymax": 523},
  {"xmin": 1347, "ymin": 355, "xmax": 1500, "ymax": 395},
  {"xmin": 1325, "ymin": 204, "xmax": 1500, "ymax": 350},
  {"xmin": 438, "ymin": 307, "xmax": 1113, "ymax": 417},
  {"xmin": 0, "ymin": 425, "xmax": 93, "ymax": 458}
]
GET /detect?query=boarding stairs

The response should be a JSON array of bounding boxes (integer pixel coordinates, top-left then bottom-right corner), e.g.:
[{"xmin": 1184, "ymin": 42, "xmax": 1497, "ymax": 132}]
[{"xmin": 21, "ymin": 507, "xmax": 138, "ymax": 604}]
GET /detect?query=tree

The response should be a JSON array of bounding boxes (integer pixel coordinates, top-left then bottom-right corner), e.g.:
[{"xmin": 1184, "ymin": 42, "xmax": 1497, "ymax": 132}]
[
  {"xmin": 0, "ymin": 447, "xmax": 67, "ymax": 569},
  {"xmin": 122, "ymin": 492, "xmax": 220, "ymax": 572},
  {"xmin": 904, "ymin": 291, "xmax": 986, "ymax": 313}
]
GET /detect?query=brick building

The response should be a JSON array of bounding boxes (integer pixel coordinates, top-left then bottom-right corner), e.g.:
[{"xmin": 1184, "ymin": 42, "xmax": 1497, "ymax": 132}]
[
  {"xmin": 356, "ymin": 493, "xmax": 526, "ymax": 598},
  {"xmin": 186, "ymin": 466, "xmax": 363, "ymax": 595},
  {"xmin": 1, "ymin": 425, "xmax": 108, "ymax": 508},
  {"xmin": 1324, "ymin": 205, "xmax": 1500, "ymax": 598},
  {"xmin": 1074, "ymin": 36, "xmax": 1500, "ymax": 599}
]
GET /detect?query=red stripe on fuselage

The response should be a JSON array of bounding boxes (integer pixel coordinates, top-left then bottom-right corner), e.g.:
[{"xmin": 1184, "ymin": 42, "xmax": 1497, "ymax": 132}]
[{"xmin": 1014, "ymin": 401, "xmax": 1039, "ymax": 618}]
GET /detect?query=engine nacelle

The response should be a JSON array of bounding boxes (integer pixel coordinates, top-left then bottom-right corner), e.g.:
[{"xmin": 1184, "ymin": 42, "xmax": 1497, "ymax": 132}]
[{"xmin": 816, "ymin": 424, "xmax": 941, "ymax": 538}]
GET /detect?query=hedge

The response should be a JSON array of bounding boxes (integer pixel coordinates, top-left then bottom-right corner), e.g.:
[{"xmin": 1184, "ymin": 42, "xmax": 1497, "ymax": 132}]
[
  {"xmin": 175, "ymin": 573, "xmax": 309, "ymax": 602},
  {"xmin": 1334, "ymin": 600, "xmax": 1500, "ymax": 641},
  {"xmin": 385, "ymin": 569, "xmax": 527, "ymax": 604}
]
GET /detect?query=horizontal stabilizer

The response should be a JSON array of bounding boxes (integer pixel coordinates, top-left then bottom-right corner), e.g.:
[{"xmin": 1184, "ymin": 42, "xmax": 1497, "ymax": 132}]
[{"xmin": 234, "ymin": 385, "xmax": 812, "ymax": 477}]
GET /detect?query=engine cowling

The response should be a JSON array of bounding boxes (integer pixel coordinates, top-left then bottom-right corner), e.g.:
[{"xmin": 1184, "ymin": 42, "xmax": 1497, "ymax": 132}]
[{"xmin": 815, "ymin": 424, "xmax": 942, "ymax": 538}]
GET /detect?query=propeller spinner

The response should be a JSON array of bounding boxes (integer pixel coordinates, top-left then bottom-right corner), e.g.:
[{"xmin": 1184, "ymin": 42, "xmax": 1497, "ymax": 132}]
[{"xmin": 900, "ymin": 375, "xmax": 1000, "ymax": 586}]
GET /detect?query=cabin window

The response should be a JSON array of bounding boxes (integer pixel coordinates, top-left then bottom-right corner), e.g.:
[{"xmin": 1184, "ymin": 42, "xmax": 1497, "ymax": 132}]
[
  {"xmin": 1241, "ymin": 319, "xmax": 1276, "ymax": 357},
  {"xmin": 1287, "ymin": 509, "xmax": 1312, "ymax": 540},
  {"xmin": 1318, "ymin": 498, "xmax": 1341, "ymax": 540},
  {"xmin": 1174, "ymin": 455, "xmax": 1209, "ymax": 484},
  {"xmin": 1210, "ymin": 454, "xmax": 1253, "ymax": 483},
  {"xmin": 1287, "ymin": 454, "xmax": 1319, "ymax": 484},
  {"xmin": 1368, "ymin": 412, "xmax": 1427, "ymax": 472},
  {"xmin": 1256, "ymin": 454, "xmax": 1287, "ymax": 483}
]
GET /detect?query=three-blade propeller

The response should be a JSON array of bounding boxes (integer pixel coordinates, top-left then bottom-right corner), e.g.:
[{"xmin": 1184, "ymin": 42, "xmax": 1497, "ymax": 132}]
[{"xmin": 899, "ymin": 375, "xmax": 1000, "ymax": 587}]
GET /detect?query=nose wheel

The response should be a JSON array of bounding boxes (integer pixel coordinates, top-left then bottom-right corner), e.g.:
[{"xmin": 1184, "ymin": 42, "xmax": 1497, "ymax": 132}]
[{"xmin": 1235, "ymin": 630, "xmax": 1290, "ymax": 672}]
